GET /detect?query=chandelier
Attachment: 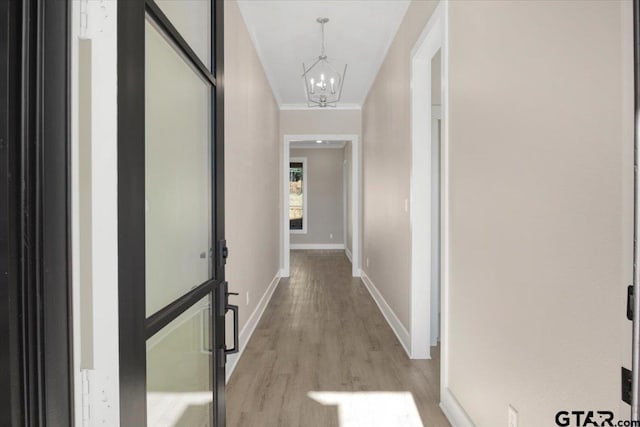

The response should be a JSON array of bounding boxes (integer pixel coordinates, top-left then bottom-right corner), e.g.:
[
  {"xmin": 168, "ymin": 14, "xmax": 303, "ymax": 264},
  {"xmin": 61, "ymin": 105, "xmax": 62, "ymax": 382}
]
[{"xmin": 302, "ymin": 18, "xmax": 347, "ymax": 108}]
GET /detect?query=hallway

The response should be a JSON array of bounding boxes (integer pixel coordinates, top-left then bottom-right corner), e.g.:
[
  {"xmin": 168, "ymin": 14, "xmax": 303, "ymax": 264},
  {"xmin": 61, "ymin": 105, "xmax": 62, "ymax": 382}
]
[{"xmin": 227, "ymin": 251, "xmax": 450, "ymax": 427}]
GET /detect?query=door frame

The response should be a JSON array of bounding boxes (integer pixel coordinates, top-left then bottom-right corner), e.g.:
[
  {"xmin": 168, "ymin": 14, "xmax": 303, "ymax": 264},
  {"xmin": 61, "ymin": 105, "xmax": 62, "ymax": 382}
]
[
  {"xmin": 0, "ymin": 0, "xmax": 73, "ymax": 425},
  {"xmin": 281, "ymin": 134, "xmax": 361, "ymax": 277},
  {"xmin": 410, "ymin": 2, "xmax": 473, "ymax": 424},
  {"xmin": 632, "ymin": 0, "xmax": 640, "ymax": 419},
  {"xmin": 409, "ymin": 0, "xmax": 445, "ymax": 361},
  {"xmin": 117, "ymin": 1, "xmax": 226, "ymax": 425}
]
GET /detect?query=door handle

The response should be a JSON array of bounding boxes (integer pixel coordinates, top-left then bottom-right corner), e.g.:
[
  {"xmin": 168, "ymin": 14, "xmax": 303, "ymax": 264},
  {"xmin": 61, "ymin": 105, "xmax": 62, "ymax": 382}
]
[{"xmin": 225, "ymin": 304, "xmax": 239, "ymax": 355}]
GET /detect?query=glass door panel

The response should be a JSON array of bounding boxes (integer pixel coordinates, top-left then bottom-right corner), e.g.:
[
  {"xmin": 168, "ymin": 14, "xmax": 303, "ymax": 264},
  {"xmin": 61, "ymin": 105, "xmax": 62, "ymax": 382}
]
[
  {"xmin": 117, "ymin": 2, "xmax": 226, "ymax": 425},
  {"xmin": 147, "ymin": 295, "xmax": 212, "ymax": 426},
  {"xmin": 145, "ymin": 18, "xmax": 212, "ymax": 317},
  {"xmin": 154, "ymin": 0, "xmax": 211, "ymax": 69}
]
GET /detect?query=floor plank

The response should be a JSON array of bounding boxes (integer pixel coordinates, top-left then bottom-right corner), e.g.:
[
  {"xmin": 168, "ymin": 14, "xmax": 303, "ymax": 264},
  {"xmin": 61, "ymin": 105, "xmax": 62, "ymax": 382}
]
[{"xmin": 227, "ymin": 250, "xmax": 451, "ymax": 427}]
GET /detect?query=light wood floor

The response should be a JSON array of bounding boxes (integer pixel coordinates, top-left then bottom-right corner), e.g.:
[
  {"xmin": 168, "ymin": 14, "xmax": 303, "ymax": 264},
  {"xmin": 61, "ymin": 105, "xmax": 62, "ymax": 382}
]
[{"xmin": 226, "ymin": 250, "xmax": 450, "ymax": 427}]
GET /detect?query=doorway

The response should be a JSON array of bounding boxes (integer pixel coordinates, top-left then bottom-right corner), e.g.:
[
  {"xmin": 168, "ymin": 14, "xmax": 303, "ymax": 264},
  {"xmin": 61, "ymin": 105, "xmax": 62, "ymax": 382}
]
[
  {"xmin": 409, "ymin": 2, "xmax": 445, "ymax": 361},
  {"xmin": 282, "ymin": 134, "xmax": 361, "ymax": 277},
  {"xmin": 409, "ymin": 3, "xmax": 464, "ymax": 420}
]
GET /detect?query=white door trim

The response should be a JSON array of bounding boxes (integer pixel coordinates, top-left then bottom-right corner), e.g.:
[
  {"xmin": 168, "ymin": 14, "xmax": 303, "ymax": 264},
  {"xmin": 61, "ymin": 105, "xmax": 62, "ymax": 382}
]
[
  {"xmin": 410, "ymin": 0, "xmax": 444, "ymax": 361},
  {"xmin": 71, "ymin": 1, "xmax": 120, "ymax": 425},
  {"xmin": 343, "ymin": 156, "xmax": 348, "ymax": 253},
  {"xmin": 282, "ymin": 134, "xmax": 360, "ymax": 277},
  {"xmin": 411, "ymin": 3, "xmax": 474, "ymax": 425}
]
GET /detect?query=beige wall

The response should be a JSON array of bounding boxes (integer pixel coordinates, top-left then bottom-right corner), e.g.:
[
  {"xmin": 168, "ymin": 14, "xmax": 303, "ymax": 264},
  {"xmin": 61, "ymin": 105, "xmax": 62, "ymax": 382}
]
[
  {"xmin": 447, "ymin": 1, "xmax": 633, "ymax": 425},
  {"xmin": 280, "ymin": 109, "xmax": 361, "ymax": 136},
  {"xmin": 290, "ymin": 148, "xmax": 345, "ymax": 245},
  {"xmin": 225, "ymin": 0, "xmax": 280, "ymax": 333},
  {"xmin": 361, "ymin": 0, "xmax": 439, "ymax": 329},
  {"xmin": 363, "ymin": 0, "xmax": 633, "ymax": 425}
]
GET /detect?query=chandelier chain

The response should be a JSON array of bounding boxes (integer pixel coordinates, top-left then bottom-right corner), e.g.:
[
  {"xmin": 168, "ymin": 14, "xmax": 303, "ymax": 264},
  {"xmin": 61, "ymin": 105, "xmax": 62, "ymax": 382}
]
[{"xmin": 320, "ymin": 20, "xmax": 326, "ymax": 58}]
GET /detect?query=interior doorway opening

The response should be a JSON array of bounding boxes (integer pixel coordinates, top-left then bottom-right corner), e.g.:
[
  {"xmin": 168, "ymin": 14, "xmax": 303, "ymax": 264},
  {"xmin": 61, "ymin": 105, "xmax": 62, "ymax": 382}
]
[
  {"xmin": 282, "ymin": 134, "xmax": 360, "ymax": 277},
  {"xmin": 409, "ymin": 1, "xmax": 445, "ymax": 362}
]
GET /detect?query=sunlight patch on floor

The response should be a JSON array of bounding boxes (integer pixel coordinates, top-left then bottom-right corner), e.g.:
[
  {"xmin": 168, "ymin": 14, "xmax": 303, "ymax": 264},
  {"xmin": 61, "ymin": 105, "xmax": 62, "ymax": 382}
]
[{"xmin": 308, "ymin": 391, "xmax": 424, "ymax": 427}]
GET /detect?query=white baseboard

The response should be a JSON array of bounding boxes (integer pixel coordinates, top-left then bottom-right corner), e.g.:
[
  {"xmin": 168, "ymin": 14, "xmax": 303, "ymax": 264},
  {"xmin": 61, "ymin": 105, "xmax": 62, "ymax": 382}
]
[
  {"xmin": 290, "ymin": 243, "xmax": 345, "ymax": 250},
  {"xmin": 360, "ymin": 270, "xmax": 411, "ymax": 357},
  {"xmin": 440, "ymin": 387, "xmax": 475, "ymax": 427},
  {"xmin": 345, "ymin": 247, "xmax": 353, "ymax": 263},
  {"xmin": 225, "ymin": 272, "xmax": 281, "ymax": 383}
]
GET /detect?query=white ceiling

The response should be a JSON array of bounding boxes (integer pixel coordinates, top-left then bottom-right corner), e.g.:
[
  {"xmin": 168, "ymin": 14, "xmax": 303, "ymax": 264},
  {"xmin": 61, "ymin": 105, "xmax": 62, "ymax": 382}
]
[{"xmin": 237, "ymin": 0, "xmax": 410, "ymax": 108}]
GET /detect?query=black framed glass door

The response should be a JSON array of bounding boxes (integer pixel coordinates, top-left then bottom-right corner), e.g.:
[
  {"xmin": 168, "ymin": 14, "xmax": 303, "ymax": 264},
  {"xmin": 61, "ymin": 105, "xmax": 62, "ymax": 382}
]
[{"xmin": 118, "ymin": 1, "xmax": 229, "ymax": 425}]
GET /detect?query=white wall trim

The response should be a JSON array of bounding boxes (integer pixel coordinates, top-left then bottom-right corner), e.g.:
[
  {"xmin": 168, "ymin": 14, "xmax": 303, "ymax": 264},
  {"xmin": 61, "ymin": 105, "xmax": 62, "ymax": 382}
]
[
  {"xmin": 437, "ymin": 3, "xmax": 466, "ymax": 426},
  {"xmin": 440, "ymin": 388, "xmax": 475, "ymax": 427},
  {"xmin": 226, "ymin": 272, "xmax": 281, "ymax": 383},
  {"xmin": 289, "ymin": 157, "xmax": 308, "ymax": 234},
  {"xmin": 345, "ymin": 247, "xmax": 353, "ymax": 263},
  {"xmin": 343, "ymin": 156, "xmax": 348, "ymax": 253},
  {"xmin": 360, "ymin": 271, "xmax": 411, "ymax": 357},
  {"xmin": 283, "ymin": 134, "xmax": 361, "ymax": 278},
  {"xmin": 71, "ymin": 1, "xmax": 120, "ymax": 425},
  {"xmin": 440, "ymin": 0, "xmax": 453, "ymax": 415},
  {"xmin": 280, "ymin": 103, "xmax": 362, "ymax": 111},
  {"xmin": 409, "ymin": 0, "xmax": 445, "ymax": 361},
  {"xmin": 291, "ymin": 243, "xmax": 345, "ymax": 250}
]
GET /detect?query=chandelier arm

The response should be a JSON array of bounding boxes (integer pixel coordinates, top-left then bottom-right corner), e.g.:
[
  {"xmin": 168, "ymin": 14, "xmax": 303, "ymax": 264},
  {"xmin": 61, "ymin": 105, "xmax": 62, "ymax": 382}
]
[{"xmin": 302, "ymin": 57, "xmax": 322, "ymax": 77}]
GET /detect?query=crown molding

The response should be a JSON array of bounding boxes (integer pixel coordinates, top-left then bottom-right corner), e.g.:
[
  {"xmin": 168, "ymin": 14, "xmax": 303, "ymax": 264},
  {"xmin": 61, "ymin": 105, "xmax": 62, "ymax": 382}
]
[{"xmin": 279, "ymin": 103, "xmax": 362, "ymax": 111}]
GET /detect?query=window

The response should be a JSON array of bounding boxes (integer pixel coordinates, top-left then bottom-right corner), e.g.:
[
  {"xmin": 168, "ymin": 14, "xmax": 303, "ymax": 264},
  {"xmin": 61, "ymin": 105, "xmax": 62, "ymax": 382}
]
[{"xmin": 289, "ymin": 158, "xmax": 307, "ymax": 233}]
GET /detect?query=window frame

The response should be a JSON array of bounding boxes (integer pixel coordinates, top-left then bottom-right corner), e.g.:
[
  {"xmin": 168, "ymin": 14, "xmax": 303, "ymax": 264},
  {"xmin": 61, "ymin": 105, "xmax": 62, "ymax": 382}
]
[{"xmin": 289, "ymin": 157, "xmax": 308, "ymax": 234}]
